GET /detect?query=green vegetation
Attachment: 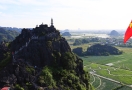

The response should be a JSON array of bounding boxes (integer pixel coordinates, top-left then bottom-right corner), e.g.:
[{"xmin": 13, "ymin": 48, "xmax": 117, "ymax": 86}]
[
  {"xmin": 15, "ymin": 84, "xmax": 24, "ymax": 90},
  {"xmin": 64, "ymin": 33, "xmax": 132, "ymax": 89},
  {"xmin": 38, "ymin": 66, "xmax": 56, "ymax": 87},
  {"xmin": 25, "ymin": 66, "xmax": 35, "ymax": 74},
  {"xmin": 38, "ymin": 65, "xmax": 92, "ymax": 90},
  {"xmin": 37, "ymin": 50, "xmax": 93, "ymax": 90},
  {"xmin": 86, "ymin": 44, "xmax": 123, "ymax": 56},
  {"xmin": 68, "ymin": 37, "xmax": 132, "ymax": 89},
  {"xmin": 71, "ymin": 38, "xmax": 99, "ymax": 46},
  {"xmin": 72, "ymin": 38, "xmax": 100, "ymax": 46},
  {"xmin": 82, "ymin": 47, "xmax": 132, "ymax": 70},
  {"xmin": 73, "ymin": 44, "xmax": 123, "ymax": 56},
  {"xmin": 0, "ymin": 52, "xmax": 11, "ymax": 70},
  {"xmin": 92, "ymin": 76, "xmax": 100, "ymax": 88},
  {"xmin": 73, "ymin": 39, "xmax": 89, "ymax": 46},
  {"xmin": 0, "ymin": 27, "xmax": 19, "ymax": 42},
  {"xmin": 89, "ymin": 83, "xmax": 95, "ymax": 90},
  {"xmin": 79, "ymin": 47, "xmax": 132, "ymax": 90},
  {"xmin": 89, "ymin": 71, "xmax": 132, "ymax": 90},
  {"xmin": 61, "ymin": 52, "xmax": 77, "ymax": 70},
  {"xmin": 112, "ymin": 85, "xmax": 125, "ymax": 90},
  {"xmin": 84, "ymin": 62, "xmax": 132, "ymax": 85}
]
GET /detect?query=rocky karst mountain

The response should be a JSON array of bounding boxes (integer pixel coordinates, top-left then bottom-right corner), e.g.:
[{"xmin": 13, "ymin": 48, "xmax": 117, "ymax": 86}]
[
  {"xmin": 86, "ymin": 44, "xmax": 123, "ymax": 56},
  {"xmin": 62, "ymin": 32, "xmax": 71, "ymax": 36},
  {"xmin": 109, "ymin": 30, "xmax": 120, "ymax": 36},
  {"xmin": 0, "ymin": 19, "xmax": 92, "ymax": 90}
]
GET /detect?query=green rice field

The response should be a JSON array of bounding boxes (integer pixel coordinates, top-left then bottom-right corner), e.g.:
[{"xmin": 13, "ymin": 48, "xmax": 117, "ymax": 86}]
[{"xmin": 81, "ymin": 47, "xmax": 132, "ymax": 89}]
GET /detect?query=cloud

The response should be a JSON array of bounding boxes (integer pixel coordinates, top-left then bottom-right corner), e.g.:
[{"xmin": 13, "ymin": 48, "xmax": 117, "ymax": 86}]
[
  {"xmin": 0, "ymin": 0, "xmax": 19, "ymax": 5},
  {"xmin": 0, "ymin": 12, "xmax": 6, "ymax": 17},
  {"xmin": 0, "ymin": 0, "xmax": 57, "ymax": 6},
  {"xmin": 0, "ymin": 0, "xmax": 132, "ymax": 29},
  {"xmin": 0, "ymin": 5, "xmax": 7, "ymax": 10}
]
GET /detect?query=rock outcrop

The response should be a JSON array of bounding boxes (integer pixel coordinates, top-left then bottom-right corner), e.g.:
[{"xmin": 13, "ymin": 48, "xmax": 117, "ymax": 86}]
[
  {"xmin": 87, "ymin": 44, "xmax": 123, "ymax": 56},
  {"xmin": 0, "ymin": 21, "xmax": 91, "ymax": 90}
]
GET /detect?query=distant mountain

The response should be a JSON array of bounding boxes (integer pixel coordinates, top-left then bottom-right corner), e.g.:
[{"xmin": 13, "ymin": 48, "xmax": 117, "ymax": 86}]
[
  {"xmin": 0, "ymin": 28, "xmax": 19, "ymax": 42},
  {"xmin": 62, "ymin": 32, "xmax": 71, "ymax": 36},
  {"xmin": 60, "ymin": 29, "xmax": 70, "ymax": 33},
  {"xmin": 109, "ymin": 30, "xmax": 120, "ymax": 36},
  {"xmin": 0, "ymin": 26, "xmax": 23, "ymax": 32}
]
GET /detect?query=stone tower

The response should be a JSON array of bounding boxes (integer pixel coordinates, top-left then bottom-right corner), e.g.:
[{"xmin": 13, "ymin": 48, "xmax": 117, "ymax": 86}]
[{"xmin": 51, "ymin": 18, "xmax": 53, "ymax": 26}]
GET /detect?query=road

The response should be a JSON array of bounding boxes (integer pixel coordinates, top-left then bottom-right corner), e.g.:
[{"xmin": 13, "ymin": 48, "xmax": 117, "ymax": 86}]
[{"xmin": 90, "ymin": 71, "xmax": 132, "ymax": 88}]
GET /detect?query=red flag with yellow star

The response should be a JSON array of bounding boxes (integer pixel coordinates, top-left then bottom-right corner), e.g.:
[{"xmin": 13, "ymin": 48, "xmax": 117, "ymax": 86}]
[{"xmin": 124, "ymin": 20, "xmax": 132, "ymax": 43}]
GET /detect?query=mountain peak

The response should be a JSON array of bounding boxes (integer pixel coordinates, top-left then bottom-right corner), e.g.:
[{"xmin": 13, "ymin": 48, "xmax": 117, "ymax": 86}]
[{"xmin": 0, "ymin": 22, "xmax": 91, "ymax": 90}]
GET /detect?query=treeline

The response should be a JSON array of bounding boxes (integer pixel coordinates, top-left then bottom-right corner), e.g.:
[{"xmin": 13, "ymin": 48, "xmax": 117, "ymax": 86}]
[
  {"xmin": 73, "ymin": 38, "xmax": 99, "ymax": 45},
  {"xmin": 0, "ymin": 26, "xmax": 22, "ymax": 32},
  {"xmin": 72, "ymin": 44, "xmax": 123, "ymax": 56}
]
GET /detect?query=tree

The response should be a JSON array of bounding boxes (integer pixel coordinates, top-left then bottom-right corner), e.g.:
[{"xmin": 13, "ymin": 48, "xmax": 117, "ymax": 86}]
[
  {"xmin": 39, "ymin": 66, "xmax": 56, "ymax": 87},
  {"xmin": 61, "ymin": 52, "xmax": 77, "ymax": 70}
]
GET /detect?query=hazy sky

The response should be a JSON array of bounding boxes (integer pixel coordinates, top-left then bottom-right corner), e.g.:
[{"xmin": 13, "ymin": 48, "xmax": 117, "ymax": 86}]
[{"xmin": 0, "ymin": 0, "xmax": 132, "ymax": 30}]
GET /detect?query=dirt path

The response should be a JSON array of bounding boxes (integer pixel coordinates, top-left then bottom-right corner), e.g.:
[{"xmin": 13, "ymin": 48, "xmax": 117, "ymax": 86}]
[
  {"xmin": 91, "ymin": 74, "xmax": 95, "ymax": 85},
  {"xmin": 95, "ymin": 76, "xmax": 102, "ymax": 89},
  {"xmin": 90, "ymin": 72, "xmax": 132, "ymax": 88},
  {"xmin": 89, "ymin": 66, "xmax": 132, "ymax": 76},
  {"xmin": 107, "ymin": 69, "xmax": 132, "ymax": 76}
]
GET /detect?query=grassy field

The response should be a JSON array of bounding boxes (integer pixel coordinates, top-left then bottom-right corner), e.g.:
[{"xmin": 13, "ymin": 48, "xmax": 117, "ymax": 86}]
[
  {"xmin": 84, "ymin": 63, "xmax": 132, "ymax": 85},
  {"xmin": 90, "ymin": 73, "xmax": 132, "ymax": 90},
  {"xmin": 81, "ymin": 47, "xmax": 132, "ymax": 87},
  {"xmin": 81, "ymin": 47, "xmax": 132, "ymax": 70},
  {"xmin": 65, "ymin": 36, "xmax": 100, "ymax": 51}
]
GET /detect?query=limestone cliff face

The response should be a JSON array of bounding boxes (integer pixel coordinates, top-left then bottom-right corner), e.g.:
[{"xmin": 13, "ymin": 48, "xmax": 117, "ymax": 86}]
[
  {"xmin": 0, "ymin": 23, "xmax": 91, "ymax": 90},
  {"xmin": 11, "ymin": 24, "xmax": 72, "ymax": 67}
]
